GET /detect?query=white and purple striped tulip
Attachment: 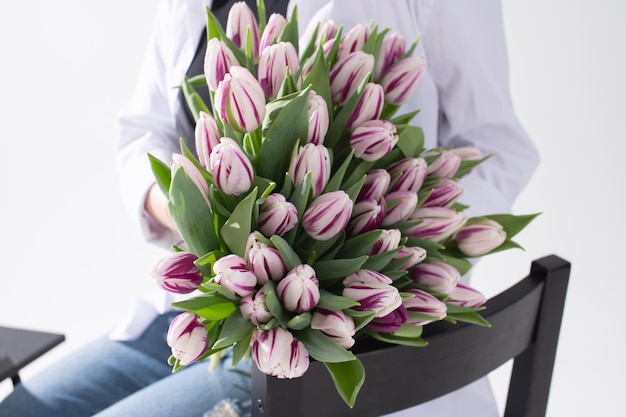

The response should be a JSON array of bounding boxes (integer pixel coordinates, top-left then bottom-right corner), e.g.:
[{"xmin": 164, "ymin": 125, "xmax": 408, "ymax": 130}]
[
  {"xmin": 204, "ymin": 38, "xmax": 240, "ymax": 91},
  {"xmin": 171, "ymin": 153, "xmax": 210, "ymax": 204},
  {"xmin": 420, "ymin": 178, "xmax": 464, "ymax": 208},
  {"xmin": 302, "ymin": 191, "xmax": 354, "ymax": 241},
  {"xmin": 195, "ymin": 111, "xmax": 221, "ymax": 170},
  {"xmin": 448, "ymin": 283, "xmax": 487, "ymax": 308},
  {"xmin": 374, "ymin": 32, "xmax": 406, "ymax": 81},
  {"xmin": 259, "ymin": 13, "xmax": 288, "ymax": 53},
  {"xmin": 213, "ymin": 254, "xmax": 257, "ymax": 297},
  {"xmin": 343, "ymin": 270, "xmax": 402, "ymax": 317},
  {"xmin": 347, "ymin": 198, "xmax": 386, "ymax": 236},
  {"xmin": 449, "ymin": 146, "xmax": 483, "ymax": 162},
  {"xmin": 288, "ymin": 143, "xmax": 331, "ymax": 198},
  {"xmin": 258, "ymin": 193, "xmax": 298, "ymax": 237},
  {"xmin": 226, "ymin": 1, "xmax": 260, "ymax": 58},
  {"xmin": 311, "ymin": 308, "xmax": 356, "ymax": 349},
  {"xmin": 346, "ymin": 82, "xmax": 384, "ymax": 132},
  {"xmin": 151, "ymin": 252, "xmax": 203, "ymax": 294},
  {"xmin": 329, "ymin": 51, "xmax": 374, "ymax": 105},
  {"xmin": 306, "ymin": 91, "xmax": 329, "ymax": 145},
  {"xmin": 350, "ymin": 119, "xmax": 398, "ymax": 162},
  {"xmin": 240, "ymin": 288, "xmax": 273, "ymax": 325},
  {"xmin": 214, "ymin": 66, "xmax": 266, "ymax": 133},
  {"xmin": 358, "ymin": 169, "xmax": 391, "ymax": 202},
  {"xmin": 258, "ymin": 41, "xmax": 300, "ymax": 100},
  {"xmin": 382, "ymin": 190, "xmax": 418, "ymax": 226},
  {"xmin": 403, "ymin": 288, "xmax": 447, "ymax": 325},
  {"xmin": 411, "ymin": 262, "xmax": 460, "ymax": 295},
  {"xmin": 246, "ymin": 233, "xmax": 287, "ymax": 284},
  {"xmin": 276, "ymin": 264, "xmax": 320, "ymax": 313},
  {"xmin": 405, "ymin": 207, "xmax": 467, "ymax": 242},
  {"xmin": 337, "ymin": 23, "xmax": 372, "ymax": 59},
  {"xmin": 424, "ymin": 149, "xmax": 462, "ymax": 178},
  {"xmin": 455, "ymin": 219, "xmax": 507, "ymax": 257},
  {"xmin": 392, "ymin": 246, "xmax": 427, "ymax": 270},
  {"xmin": 166, "ymin": 312, "xmax": 209, "ymax": 366},
  {"xmin": 388, "ymin": 157, "xmax": 428, "ymax": 193},
  {"xmin": 313, "ymin": 19, "xmax": 339, "ymax": 46},
  {"xmin": 209, "ymin": 137, "xmax": 253, "ymax": 196},
  {"xmin": 368, "ymin": 305, "xmax": 408, "ymax": 333},
  {"xmin": 381, "ymin": 54, "xmax": 427, "ymax": 105},
  {"xmin": 252, "ymin": 327, "xmax": 309, "ymax": 379},
  {"xmin": 369, "ymin": 228, "xmax": 402, "ymax": 256}
]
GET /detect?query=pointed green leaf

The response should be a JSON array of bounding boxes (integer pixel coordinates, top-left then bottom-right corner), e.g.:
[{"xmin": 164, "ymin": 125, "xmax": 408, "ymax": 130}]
[
  {"xmin": 195, "ymin": 250, "xmax": 226, "ymax": 277},
  {"xmin": 231, "ymin": 329, "xmax": 253, "ymax": 367},
  {"xmin": 287, "ymin": 312, "xmax": 312, "ymax": 330},
  {"xmin": 324, "ymin": 359, "xmax": 365, "ymax": 408},
  {"xmin": 148, "ymin": 153, "xmax": 172, "ymax": 195},
  {"xmin": 317, "ymin": 290, "xmax": 360, "ymax": 310},
  {"xmin": 293, "ymin": 328, "xmax": 356, "ymax": 363},
  {"xmin": 270, "ymin": 235, "xmax": 302, "ymax": 271},
  {"xmin": 337, "ymin": 230, "xmax": 383, "ymax": 258},
  {"xmin": 262, "ymin": 281, "xmax": 292, "ymax": 327},
  {"xmin": 222, "ymin": 188, "xmax": 258, "ymax": 257},
  {"xmin": 313, "ymin": 256, "xmax": 369, "ymax": 280},
  {"xmin": 212, "ymin": 311, "xmax": 255, "ymax": 349},
  {"xmin": 362, "ymin": 248, "xmax": 402, "ymax": 272},
  {"xmin": 171, "ymin": 293, "xmax": 237, "ymax": 321},
  {"xmin": 484, "ymin": 213, "xmax": 541, "ymax": 239},
  {"xmin": 396, "ymin": 125, "xmax": 424, "ymax": 159},
  {"xmin": 181, "ymin": 76, "xmax": 210, "ymax": 123}
]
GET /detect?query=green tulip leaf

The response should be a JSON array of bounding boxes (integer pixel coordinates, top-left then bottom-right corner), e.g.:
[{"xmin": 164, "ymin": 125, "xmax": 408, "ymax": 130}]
[
  {"xmin": 262, "ymin": 281, "xmax": 291, "ymax": 327},
  {"xmin": 269, "ymin": 235, "xmax": 302, "ymax": 271},
  {"xmin": 294, "ymin": 327, "xmax": 356, "ymax": 363},
  {"xmin": 483, "ymin": 213, "xmax": 541, "ymax": 239},
  {"xmin": 222, "ymin": 188, "xmax": 258, "ymax": 258},
  {"xmin": 313, "ymin": 256, "xmax": 369, "ymax": 280},
  {"xmin": 324, "ymin": 358, "xmax": 366, "ymax": 408},
  {"xmin": 317, "ymin": 290, "xmax": 360, "ymax": 310},
  {"xmin": 148, "ymin": 153, "xmax": 171, "ymax": 195},
  {"xmin": 231, "ymin": 328, "xmax": 253, "ymax": 367},
  {"xmin": 337, "ymin": 230, "xmax": 383, "ymax": 258},
  {"xmin": 396, "ymin": 125, "xmax": 425, "ymax": 159},
  {"xmin": 362, "ymin": 248, "xmax": 402, "ymax": 272},
  {"xmin": 301, "ymin": 45, "xmax": 332, "ymax": 114},
  {"xmin": 364, "ymin": 329, "xmax": 429, "ymax": 347},
  {"xmin": 287, "ymin": 312, "xmax": 312, "ymax": 330},
  {"xmin": 212, "ymin": 311, "xmax": 255, "ymax": 349},
  {"xmin": 171, "ymin": 293, "xmax": 237, "ymax": 321}
]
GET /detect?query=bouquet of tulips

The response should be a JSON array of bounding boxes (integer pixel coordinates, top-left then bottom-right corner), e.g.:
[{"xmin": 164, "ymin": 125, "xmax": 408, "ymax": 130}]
[{"xmin": 148, "ymin": 0, "xmax": 537, "ymax": 408}]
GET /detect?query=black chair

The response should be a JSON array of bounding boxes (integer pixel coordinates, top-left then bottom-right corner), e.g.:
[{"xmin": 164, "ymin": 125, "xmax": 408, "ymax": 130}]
[{"xmin": 251, "ymin": 254, "xmax": 570, "ymax": 417}]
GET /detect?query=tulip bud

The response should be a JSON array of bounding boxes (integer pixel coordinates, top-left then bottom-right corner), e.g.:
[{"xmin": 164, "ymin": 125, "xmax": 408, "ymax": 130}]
[
  {"xmin": 214, "ymin": 66, "xmax": 266, "ymax": 133},
  {"xmin": 213, "ymin": 254, "xmax": 257, "ymax": 297},
  {"xmin": 338, "ymin": 23, "xmax": 372, "ymax": 59},
  {"xmin": 226, "ymin": 1, "xmax": 260, "ymax": 58},
  {"xmin": 151, "ymin": 252, "xmax": 203, "ymax": 294},
  {"xmin": 311, "ymin": 309, "xmax": 356, "ymax": 349},
  {"xmin": 382, "ymin": 190, "xmax": 418, "ymax": 226},
  {"xmin": 302, "ymin": 191, "xmax": 354, "ymax": 241},
  {"xmin": 313, "ymin": 19, "xmax": 339, "ymax": 46},
  {"xmin": 369, "ymin": 228, "xmax": 402, "ymax": 256},
  {"xmin": 167, "ymin": 312, "xmax": 209, "ymax": 366},
  {"xmin": 258, "ymin": 41, "xmax": 300, "ymax": 100},
  {"xmin": 288, "ymin": 143, "xmax": 331, "ymax": 198},
  {"xmin": 259, "ymin": 13, "xmax": 288, "ymax": 52},
  {"xmin": 405, "ymin": 207, "xmax": 467, "ymax": 242},
  {"xmin": 195, "ymin": 111, "xmax": 221, "ymax": 170},
  {"xmin": 246, "ymin": 233, "xmax": 287, "ymax": 284},
  {"xmin": 403, "ymin": 288, "xmax": 447, "ymax": 325},
  {"xmin": 252, "ymin": 327, "xmax": 309, "ymax": 379},
  {"xmin": 209, "ymin": 137, "xmax": 253, "ymax": 196},
  {"xmin": 241, "ymin": 288, "xmax": 273, "ymax": 325},
  {"xmin": 411, "ymin": 262, "xmax": 460, "ymax": 295},
  {"xmin": 204, "ymin": 38, "xmax": 240, "ymax": 91},
  {"xmin": 374, "ymin": 32, "xmax": 406, "ymax": 81},
  {"xmin": 424, "ymin": 149, "xmax": 462, "ymax": 178},
  {"xmin": 381, "ymin": 54, "xmax": 427, "ymax": 105},
  {"xmin": 171, "ymin": 153, "xmax": 210, "ymax": 204},
  {"xmin": 420, "ymin": 178, "xmax": 464, "ymax": 208},
  {"xmin": 388, "ymin": 157, "xmax": 428, "ymax": 193},
  {"xmin": 448, "ymin": 283, "xmax": 487, "ymax": 308},
  {"xmin": 368, "ymin": 305, "xmax": 408, "ymax": 333},
  {"xmin": 449, "ymin": 146, "xmax": 483, "ymax": 161},
  {"xmin": 258, "ymin": 193, "xmax": 298, "ymax": 236},
  {"xmin": 350, "ymin": 119, "xmax": 398, "ymax": 162},
  {"xmin": 329, "ymin": 51, "xmax": 374, "ymax": 105},
  {"xmin": 455, "ymin": 219, "xmax": 507, "ymax": 257},
  {"xmin": 346, "ymin": 82, "xmax": 384, "ymax": 131},
  {"xmin": 276, "ymin": 264, "xmax": 320, "ymax": 313},
  {"xmin": 347, "ymin": 198, "xmax": 386, "ymax": 236},
  {"xmin": 343, "ymin": 270, "xmax": 402, "ymax": 317},
  {"xmin": 392, "ymin": 246, "xmax": 427, "ymax": 270},
  {"xmin": 307, "ymin": 91, "xmax": 329, "ymax": 145},
  {"xmin": 358, "ymin": 169, "xmax": 391, "ymax": 202}
]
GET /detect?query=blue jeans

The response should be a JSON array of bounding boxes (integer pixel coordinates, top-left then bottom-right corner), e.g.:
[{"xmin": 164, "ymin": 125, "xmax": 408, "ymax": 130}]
[{"xmin": 0, "ymin": 312, "xmax": 252, "ymax": 417}]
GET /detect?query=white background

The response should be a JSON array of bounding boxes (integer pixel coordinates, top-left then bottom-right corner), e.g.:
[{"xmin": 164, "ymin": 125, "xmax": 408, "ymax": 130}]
[{"xmin": 0, "ymin": 1, "xmax": 624, "ymax": 415}]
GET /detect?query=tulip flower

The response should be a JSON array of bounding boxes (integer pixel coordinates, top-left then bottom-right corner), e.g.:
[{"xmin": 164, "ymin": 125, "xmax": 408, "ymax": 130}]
[
  {"xmin": 343, "ymin": 270, "xmax": 402, "ymax": 317},
  {"xmin": 350, "ymin": 119, "xmax": 399, "ymax": 162},
  {"xmin": 388, "ymin": 157, "xmax": 428, "ymax": 193},
  {"xmin": 424, "ymin": 149, "xmax": 462, "ymax": 178},
  {"xmin": 213, "ymin": 254, "xmax": 257, "ymax": 297},
  {"xmin": 226, "ymin": 1, "xmax": 260, "ymax": 58},
  {"xmin": 209, "ymin": 137, "xmax": 253, "ymax": 196},
  {"xmin": 329, "ymin": 51, "xmax": 374, "ymax": 105},
  {"xmin": 312, "ymin": 19, "xmax": 339, "ymax": 46},
  {"xmin": 449, "ymin": 146, "xmax": 483, "ymax": 161},
  {"xmin": 420, "ymin": 178, "xmax": 464, "ymax": 208},
  {"xmin": 448, "ymin": 283, "xmax": 487, "ymax": 308},
  {"xmin": 311, "ymin": 309, "xmax": 356, "ymax": 349},
  {"xmin": 368, "ymin": 305, "xmax": 408, "ymax": 333},
  {"xmin": 259, "ymin": 13, "xmax": 288, "ymax": 52},
  {"xmin": 381, "ymin": 54, "xmax": 427, "ymax": 105},
  {"xmin": 246, "ymin": 233, "xmax": 287, "ymax": 284},
  {"xmin": 369, "ymin": 228, "xmax": 402, "ymax": 256},
  {"xmin": 302, "ymin": 191, "xmax": 354, "ymax": 241},
  {"xmin": 347, "ymin": 198, "xmax": 386, "ymax": 236},
  {"xmin": 455, "ymin": 219, "xmax": 507, "ymax": 257},
  {"xmin": 403, "ymin": 289, "xmax": 447, "ymax": 325},
  {"xmin": 151, "ymin": 252, "xmax": 203, "ymax": 294},
  {"xmin": 392, "ymin": 246, "xmax": 427, "ymax": 270},
  {"xmin": 276, "ymin": 264, "xmax": 320, "ymax": 313},
  {"xmin": 288, "ymin": 143, "xmax": 331, "ymax": 198},
  {"xmin": 167, "ymin": 312, "xmax": 209, "ymax": 366},
  {"xmin": 306, "ymin": 91, "xmax": 329, "ymax": 145},
  {"xmin": 214, "ymin": 66, "xmax": 266, "ymax": 133},
  {"xmin": 258, "ymin": 193, "xmax": 298, "ymax": 237},
  {"xmin": 382, "ymin": 190, "xmax": 418, "ymax": 226},
  {"xmin": 194, "ymin": 111, "xmax": 221, "ymax": 170},
  {"xmin": 171, "ymin": 153, "xmax": 210, "ymax": 204},
  {"xmin": 411, "ymin": 262, "xmax": 460, "ymax": 295},
  {"xmin": 204, "ymin": 38, "xmax": 240, "ymax": 91},
  {"xmin": 240, "ymin": 288, "xmax": 273, "ymax": 325},
  {"xmin": 346, "ymin": 82, "xmax": 384, "ymax": 131},
  {"xmin": 252, "ymin": 327, "xmax": 309, "ymax": 379},
  {"xmin": 405, "ymin": 207, "xmax": 467, "ymax": 242},
  {"xmin": 359, "ymin": 169, "xmax": 391, "ymax": 202},
  {"xmin": 258, "ymin": 41, "xmax": 300, "ymax": 100},
  {"xmin": 338, "ymin": 23, "xmax": 372, "ymax": 59},
  {"xmin": 374, "ymin": 32, "xmax": 406, "ymax": 81}
]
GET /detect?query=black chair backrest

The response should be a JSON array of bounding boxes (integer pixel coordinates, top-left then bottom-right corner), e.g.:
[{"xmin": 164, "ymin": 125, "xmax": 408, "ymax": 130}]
[{"xmin": 251, "ymin": 254, "xmax": 570, "ymax": 417}]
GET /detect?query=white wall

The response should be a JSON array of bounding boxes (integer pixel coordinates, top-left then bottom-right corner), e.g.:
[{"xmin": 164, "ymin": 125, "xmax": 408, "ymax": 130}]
[{"xmin": 0, "ymin": 1, "xmax": 623, "ymax": 415}]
